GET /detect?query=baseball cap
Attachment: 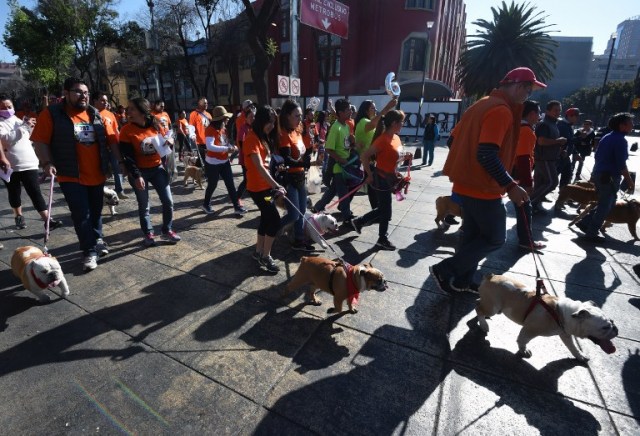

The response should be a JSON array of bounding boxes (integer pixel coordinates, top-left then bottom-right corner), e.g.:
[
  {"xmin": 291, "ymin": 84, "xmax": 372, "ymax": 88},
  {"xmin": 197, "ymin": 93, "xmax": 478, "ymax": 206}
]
[
  {"xmin": 499, "ymin": 67, "xmax": 547, "ymax": 90},
  {"xmin": 565, "ymin": 108, "xmax": 581, "ymax": 117},
  {"xmin": 211, "ymin": 106, "xmax": 232, "ymax": 121},
  {"xmin": 242, "ymin": 99, "xmax": 253, "ymax": 110}
]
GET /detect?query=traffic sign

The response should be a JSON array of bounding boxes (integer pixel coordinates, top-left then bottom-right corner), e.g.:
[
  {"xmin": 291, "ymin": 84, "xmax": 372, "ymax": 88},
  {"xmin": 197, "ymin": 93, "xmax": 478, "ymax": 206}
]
[
  {"xmin": 300, "ymin": 0, "xmax": 349, "ymax": 40},
  {"xmin": 277, "ymin": 75, "xmax": 290, "ymax": 96},
  {"xmin": 290, "ymin": 77, "xmax": 301, "ymax": 96}
]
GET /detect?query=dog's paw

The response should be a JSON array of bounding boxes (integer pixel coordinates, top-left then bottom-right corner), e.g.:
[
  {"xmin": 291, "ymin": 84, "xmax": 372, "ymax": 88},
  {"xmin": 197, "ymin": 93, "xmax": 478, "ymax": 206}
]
[
  {"xmin": 327, "ymin": 307, "xmax": 336, "ymax": 314},
  {"xmin": 516, "ymin": 349, "xmax": 532, "ymax": 359}
]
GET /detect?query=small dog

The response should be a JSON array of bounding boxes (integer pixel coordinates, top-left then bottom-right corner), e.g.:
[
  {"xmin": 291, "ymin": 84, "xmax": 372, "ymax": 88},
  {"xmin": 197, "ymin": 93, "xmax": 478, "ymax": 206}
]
[
  {"xmin": 103, "ymin": 186, "xmax": 119, "ymax": 216},
  {"xmin": 570, "ymin": 199, "xmax": 640, "ymax": 240},
  {"xmin": 554, "ymin": 183, "xmax": 597, "ymax": 211},
  {"xmin": 11, "ymin": 246, "xmax": 70, "ymax": 302},
  {"xmin": 183, "ymin": 165, "xmax": 204, "ymax": 189},
  {"xmin": 284, "ymin": 256, "xmax": 387, "ymax": 313},
  {"xmin": 435, "ymin": 195, "xmax": 462, "ymax": 230},
  {"xmin": 475, "ymin": 273, "xmax": 617, "ymax": 362},
  {"xmin": 280, "ymin": 212, "xmax": 339, "ymax": 249}
]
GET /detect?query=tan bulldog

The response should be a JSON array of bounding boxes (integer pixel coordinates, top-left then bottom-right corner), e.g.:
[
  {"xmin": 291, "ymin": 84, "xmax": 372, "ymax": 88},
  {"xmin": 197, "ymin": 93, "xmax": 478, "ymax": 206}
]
[
  {"xmin": 183, "ymin": 165, "xmax": 204, "ymax": 189},
  {"xmin": 434, "ymin": 195, "xmax": 462, "ymax": 230},
  {"xmin": 11, "ymin": 246, "xmax": 70, "ymax": 302},
  {"xmin": 476, "ymin": 273, "xmax": 617, "ymax": 362},
  {"xmin": 284, "ymin": 256, "xmax": 387, "ymax": 313}
]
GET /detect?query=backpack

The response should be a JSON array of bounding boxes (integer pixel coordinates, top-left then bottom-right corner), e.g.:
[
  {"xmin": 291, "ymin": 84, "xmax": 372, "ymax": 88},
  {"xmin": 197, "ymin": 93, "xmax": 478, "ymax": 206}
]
[{"xmin": 269, "ymin": 154, "xmax": 288, "ymax": 186}]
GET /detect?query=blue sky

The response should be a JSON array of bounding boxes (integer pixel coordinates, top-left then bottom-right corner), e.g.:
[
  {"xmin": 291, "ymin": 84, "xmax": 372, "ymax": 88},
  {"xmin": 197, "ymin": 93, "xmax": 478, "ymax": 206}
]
[{"xmin": 0, "ymin": 0, "xmax": 637, "ymax": 62}]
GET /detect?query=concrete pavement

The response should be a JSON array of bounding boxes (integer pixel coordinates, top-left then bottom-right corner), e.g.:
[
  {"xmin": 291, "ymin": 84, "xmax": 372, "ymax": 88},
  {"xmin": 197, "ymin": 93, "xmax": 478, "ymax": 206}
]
[{"xmin": 1, "ymin": 142, "xmax": 639, "ymax": 435}]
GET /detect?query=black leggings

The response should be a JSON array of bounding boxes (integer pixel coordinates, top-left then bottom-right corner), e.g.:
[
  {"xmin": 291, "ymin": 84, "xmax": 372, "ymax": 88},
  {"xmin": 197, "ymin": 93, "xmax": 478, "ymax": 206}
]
[
  {"xmin": 3, "ymin": 169, "xmax": 47, "ymax": 211},
  {"xmin": 249, "ymin": 189, "xmax": 280, "ymax": 237}
]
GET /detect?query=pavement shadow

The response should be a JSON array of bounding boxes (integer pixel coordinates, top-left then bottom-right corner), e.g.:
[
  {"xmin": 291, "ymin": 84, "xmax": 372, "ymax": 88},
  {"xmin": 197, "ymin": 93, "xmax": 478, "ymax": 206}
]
[
  {"xmin": 565, "ymin": 248, "xmax": 620, "ymax": 307},
  {"xmin": 623, "ymin": 349, "xmax": 640, "ymax": 420}
]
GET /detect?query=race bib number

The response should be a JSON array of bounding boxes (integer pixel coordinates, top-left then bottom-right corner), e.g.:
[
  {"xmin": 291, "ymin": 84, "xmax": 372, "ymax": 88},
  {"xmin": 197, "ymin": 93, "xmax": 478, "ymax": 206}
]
[
  {"xmin": 343, "ymin": 135, "xmax": 351, "ymax": 150},
  {"xmin": 140, "ymin": 137, "xmax": 157, "ymax": 155},
  {"xmin": 74, "ymin": 123, "xmax": 96, "ymax": 144}
]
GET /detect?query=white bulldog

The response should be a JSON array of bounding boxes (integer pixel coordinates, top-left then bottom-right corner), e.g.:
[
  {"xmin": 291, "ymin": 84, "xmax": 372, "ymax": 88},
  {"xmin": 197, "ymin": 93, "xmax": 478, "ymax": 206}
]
[
  {"xmin": 103, "ymin": 186, "xmax": 119, "ymax": 216},
  {"xmin": 11, "ymin": 246, "xmax": 70, "ymax": 302},
  {"xmin": 281, "ymin": 212, "xmax": 339, "ymax": 249},
  {"xmin": 476, "ymin": 273, "xmax": 617, "ymax": 362}
]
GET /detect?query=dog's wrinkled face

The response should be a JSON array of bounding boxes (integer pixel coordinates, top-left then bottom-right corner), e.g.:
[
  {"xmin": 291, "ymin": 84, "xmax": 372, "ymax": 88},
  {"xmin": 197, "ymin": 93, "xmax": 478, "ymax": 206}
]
[
  {"xmin": 571, "ymin": 301, "xmax": 618, "ymax": 354},
  {"xmin": 103, "ymin": 189, "xmax": 119, "ymax": 206},
  {"xmin": 314, "ymin": 213, "xmax": 339, "ymax": 233},
  {"xmin": 359, "ymin": 263, "xmax": 388, "ymax": 292},
  {"xmin": 32, "ymin": 256, "xmax": 64, "ymax": 289}
]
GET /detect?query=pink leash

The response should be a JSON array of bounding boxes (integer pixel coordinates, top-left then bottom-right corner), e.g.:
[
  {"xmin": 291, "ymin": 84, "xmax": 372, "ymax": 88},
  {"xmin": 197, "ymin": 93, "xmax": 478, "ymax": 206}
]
[
  {"xmin": 326, "ymin": 182, "xmax": 364, "ymax": 210},
  {"xmin": 43, "ymin": 174, "xmax": 55, "ymax": 253}
]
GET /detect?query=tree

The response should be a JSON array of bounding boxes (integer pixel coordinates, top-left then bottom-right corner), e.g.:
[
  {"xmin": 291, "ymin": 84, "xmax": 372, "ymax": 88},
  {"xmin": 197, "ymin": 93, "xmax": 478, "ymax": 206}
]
[
  {"xmin": 456, "ymin": 1, "xmax": 557, "ymax": 98},
  {"xmin": 241, "ymin": 0, "xmax": 280, "ymax": 104},
  {"xmin": 563, "ymin": 81, "xmax": 635, "ymax": 125}
]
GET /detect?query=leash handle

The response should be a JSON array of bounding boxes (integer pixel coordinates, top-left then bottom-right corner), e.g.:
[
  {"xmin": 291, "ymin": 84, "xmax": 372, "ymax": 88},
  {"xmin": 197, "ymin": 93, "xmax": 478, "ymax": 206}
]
[{"xmin": 43, "ymin": 174, "xmax": 55, "ymax": 253}]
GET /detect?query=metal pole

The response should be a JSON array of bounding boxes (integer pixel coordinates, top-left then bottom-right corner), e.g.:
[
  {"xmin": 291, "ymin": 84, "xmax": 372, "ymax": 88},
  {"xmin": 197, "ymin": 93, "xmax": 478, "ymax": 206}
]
[
  {"xmin": 415, "ymin": 23, "xmax": 433, "ymax": 140},
  {"xmin": 598, "ymin": 35, "xmax": 616, "ymax": 126},
  {"xmin": 290, "ymin": 0, "xmax": 299, "ymax": 100}
]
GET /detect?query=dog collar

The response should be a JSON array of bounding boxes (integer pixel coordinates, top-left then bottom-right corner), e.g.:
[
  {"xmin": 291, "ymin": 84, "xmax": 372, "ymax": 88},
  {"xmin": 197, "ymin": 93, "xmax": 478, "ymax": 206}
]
[{"xmin": 29, "ymin": 256, "xmax": 51, "ymax": 289}]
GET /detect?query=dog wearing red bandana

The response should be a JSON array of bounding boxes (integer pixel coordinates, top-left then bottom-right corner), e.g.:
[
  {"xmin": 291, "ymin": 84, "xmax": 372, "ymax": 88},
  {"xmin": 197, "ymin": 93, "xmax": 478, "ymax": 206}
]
[{"xmin": 11, "ymin": 246, "xmax": 70, "ymax": 302}]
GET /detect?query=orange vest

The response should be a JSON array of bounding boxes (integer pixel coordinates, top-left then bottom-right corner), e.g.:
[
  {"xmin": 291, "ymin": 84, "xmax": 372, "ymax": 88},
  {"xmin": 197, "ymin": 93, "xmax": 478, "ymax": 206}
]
[
  {"xmin": 205, "ymin": 125, "xmax": 228, "ymax": 161},
  {"xmin": 443, "ymin": 89, "xmax": 522, "ymax": 197}
]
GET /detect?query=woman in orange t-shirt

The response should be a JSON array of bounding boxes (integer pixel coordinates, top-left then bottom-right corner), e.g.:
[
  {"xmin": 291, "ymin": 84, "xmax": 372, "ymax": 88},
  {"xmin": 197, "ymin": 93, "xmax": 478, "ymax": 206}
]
[
  {"xmin": 243, "ymin": 105, "xmax": 285, "ymax": 273},
  {"xmin": 119, "ymin": 97, "xmax": 180, "ymax": 247},
  {"xmin": 350, "ymin": 110, "xmax": 408, "ymax": 251}
]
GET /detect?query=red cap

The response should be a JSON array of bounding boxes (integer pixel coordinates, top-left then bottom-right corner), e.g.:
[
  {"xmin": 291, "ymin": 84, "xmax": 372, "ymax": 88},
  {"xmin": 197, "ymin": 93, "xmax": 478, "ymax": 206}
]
[
  {"xmin": 565, "ymin": 108, "xmax": 580, "ymax": 117},
  {"xmin": 499, "ymin": 67, "xmax": 547, "ymax": 90}
]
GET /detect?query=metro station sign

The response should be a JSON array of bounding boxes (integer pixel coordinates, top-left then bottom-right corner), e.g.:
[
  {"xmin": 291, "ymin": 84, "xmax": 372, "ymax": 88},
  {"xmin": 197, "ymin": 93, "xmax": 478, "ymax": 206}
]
[{"xmin": 300, "ymin": 0, "xmax": 350, "ymax": 39}]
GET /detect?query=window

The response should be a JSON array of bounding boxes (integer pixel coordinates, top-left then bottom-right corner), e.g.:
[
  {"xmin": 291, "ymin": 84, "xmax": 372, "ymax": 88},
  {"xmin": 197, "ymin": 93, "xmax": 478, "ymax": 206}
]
[
  {"xmin": 128, "ymin": 84, "xmax": 138, "ymax": 92},
  {"xmin": 126, "ymin": 70, "xmax": 136, "ymax": 78},
  {"xmin": 281, "ymin": 11, "xmax": 289, "ymax": 39},
  {"xmin": 240, "ymin": 56, "xmax": 255, "ymax": 70},
  {"xmin": 243, "ymin": 82, "xmax": 255, "ymax": 96},
  {"xmin": 405, "ymin": 0, "xmax": 435, "ymax": 9},
  {"xmin": 401, "ymin": 37, "xmax": 428, "ymax": 71},
  {"xmin": 333, "ymin": 48, "xmax": 341, "ymax": 77},
  {"xmin": 281, "ymin": 54, "xmax": 290, "ymax": 76},
  {"xmin": 198, "ymin": 64, "xmax": 208, "ymax": 75},
  {"xmin": 219, "ymin": 84, "xmax": 229, "ymax": 96},
  {"xmin": 216, "ymin": 60, "xmax": 226, "ymax": 73},
  {"xmin": 317, "ymin": 34, "xmax": 341, "ymax": 78}
]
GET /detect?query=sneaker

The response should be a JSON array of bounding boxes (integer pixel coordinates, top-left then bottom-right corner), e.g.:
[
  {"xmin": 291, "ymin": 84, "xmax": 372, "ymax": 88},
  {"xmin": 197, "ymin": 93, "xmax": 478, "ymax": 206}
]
[
  {"xmin": 117, "ymin": 191, "xmax": 129, "ymax": 200},
  {"xmin": 429, "ymin": 265, "xmax": 454, "ymax": 293},
  {"xmin": 234, "ymin": 206, "xmax": 248, "ymax": 216},
  {"xmin": 351, "ymin": 218, "xmax": 362, "ymax": 234},
  {"xmin": 444, "ymin": 215, "xmax": 460, "ymax": 225},
  {"xmin": 201, "ymin": 204, "xmax": 215, "ymax": 214},
  {"xmin": 49, "ymin": 219, "xmax": 64, "ymax": 230},
  {"xmin": 95, "ymin": 238, "xmax": 109, "ymax": 256},
  {"xmin": 518, "ymin": 241, "xmax": 546, "ymax": 251},
  {"xmin": 252, "ymin": 251, "xmax": 262, "ymax": 262},
  {"xmin": 144, "ymin": 232, "xmax": 157, "ymax": 247},
  {"xmin": 161, "ymin": 230, "xmax": 181, "ymax": 242},
  {"xmin": 82, "ymin": 254, "xmax": 98, "ymax": 271},
  {"xmin": 260, "ymin": 255, "xmax": 280, "ymax": 273},
  {"xmin": 292, "ymin": 240, "xmax": 315, "ymax": 252},
  {"xmin": 375, "ymin": 237, "xmax": 396, "ymax": 251},
  {"xmin": 15, "ymin": 215, "xmax": 26, "ymax": 229},
  {"xmin": 449, "ymin": 279, "xmax": 480, "ymax": 294}
]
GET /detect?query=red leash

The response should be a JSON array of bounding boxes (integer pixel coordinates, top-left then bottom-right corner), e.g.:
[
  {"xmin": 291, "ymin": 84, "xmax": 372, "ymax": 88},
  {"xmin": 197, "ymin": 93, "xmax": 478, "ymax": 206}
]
[{"xmin": 326, "ymin": 182, "xmax": 364, "ymax": 210}]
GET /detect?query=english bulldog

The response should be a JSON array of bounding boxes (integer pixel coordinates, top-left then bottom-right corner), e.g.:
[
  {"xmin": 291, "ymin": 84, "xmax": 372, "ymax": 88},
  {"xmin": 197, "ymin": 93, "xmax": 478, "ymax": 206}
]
[
  {"xmin": 475, "ymin": 273, "xmax": 617, "ymax": 362},
  {"xmin": 280, "ymin": 212, "xmax": 339, "ymax": 249},
  {"xmin": 103, "ymin": 186, "xmax": 119, "ymax": 216},
  {"xmin": 183, "ymin": 165, "xmax": 204, "ymax": 189},
  {"xmin": 11, "ymin": 246, "xmax": 70, "ymax": 302},
  {"xmin": 554, "ymin": 182, "xmax": 597, "ymax": 211},
  {"xmin": 284, "ymin": 256, "xmax": 387, "ymax": 313},
  {"xmin": 434, "ymin": 195, "xmax": 462, "ymax": 230},
  {"xmin": 570, "ymin": 198, "xmax": 640, "ymax": 240}
]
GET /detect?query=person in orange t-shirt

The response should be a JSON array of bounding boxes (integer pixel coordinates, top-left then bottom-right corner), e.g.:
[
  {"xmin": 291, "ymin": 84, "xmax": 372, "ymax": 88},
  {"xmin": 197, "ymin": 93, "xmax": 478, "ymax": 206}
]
[
  {"xmin": 351, "ymin": 110, "xmax": 407, "ymax": 251},
  {"xmin": 346, "ymin": 104, "xmax": 356, "ymax": 135},
  {"xmin": 115, "ymin": 104, "xmax": 128, "ymax": 128},
  {"xmin": 91, "ymin": 92, "xmax": 129, "ymax": 200},
  {"xmin": 31, "ymin": 77, "xmax": 118, "ymax": 271},
  {"xmin": 151, "ymin": 100, "xmax": 172, "ymax": 131},
  {"xmin": 117, "ymin": 97, "xmax": 181, "ymax": 247},
  {"xmin": 513, "ymin": 100, "xmax": 546, "ymax": 250},
  {"xmin": 243, "ymin": 105, "xmax": 285, "ymax": 273},
  {"xmin": 188, "ymin": 97, "xmax": 211, "ymax": 167},
  {"xmin": 176, "ymin": 111, "xmax": 189, "ymax": 160},
  {"xmin": 430, "ymin": 67, "xmax": 544, "ymax": 294}
]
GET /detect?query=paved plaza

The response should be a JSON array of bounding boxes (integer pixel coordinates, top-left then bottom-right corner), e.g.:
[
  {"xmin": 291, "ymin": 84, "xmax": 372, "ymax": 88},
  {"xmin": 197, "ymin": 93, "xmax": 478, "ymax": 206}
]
[{"xmin": 1, "ymin": 142, "xmax": 639, "ymax": 435}]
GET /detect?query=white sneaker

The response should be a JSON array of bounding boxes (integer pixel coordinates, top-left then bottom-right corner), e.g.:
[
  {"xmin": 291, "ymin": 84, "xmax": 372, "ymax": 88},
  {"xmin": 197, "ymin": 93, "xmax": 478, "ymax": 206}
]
[
  {"xmin": 96, "ymin": 238, "xmax": 109, "ymax": 256},
  {"xmin": 83, "ymin": 254, "xmax": 98, "ymax": 271}
]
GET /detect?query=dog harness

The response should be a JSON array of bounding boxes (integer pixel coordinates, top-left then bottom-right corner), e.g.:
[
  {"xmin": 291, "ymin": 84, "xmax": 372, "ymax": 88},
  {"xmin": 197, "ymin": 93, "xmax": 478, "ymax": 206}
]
[
  {"xmin": 522, "ymin": 279, "xmax": 563, "ymax": 328},
  {"xmin": 29, "ymin": 253, "xmax": 52, "ymax": 289},
  {"xmin": 307, "ymin": 215, "xmax": 325, "ymax": 236},
  {"xmin": 328, "ymin": 260, "xmax": 360, "ymax": 306}
]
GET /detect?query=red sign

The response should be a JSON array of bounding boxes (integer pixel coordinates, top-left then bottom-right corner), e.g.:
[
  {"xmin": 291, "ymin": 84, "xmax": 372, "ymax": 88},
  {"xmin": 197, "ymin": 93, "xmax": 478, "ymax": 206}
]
[{"xmin": 301, "ymin": 0, "xmax": 349, "ymax": 39}]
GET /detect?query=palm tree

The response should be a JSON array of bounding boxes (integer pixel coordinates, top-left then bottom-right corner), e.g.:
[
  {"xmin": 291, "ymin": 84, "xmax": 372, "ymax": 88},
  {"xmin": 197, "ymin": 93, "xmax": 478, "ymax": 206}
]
[{"xmin": 456, "ymin": 1, "xmax": 557, "ymax": 98}]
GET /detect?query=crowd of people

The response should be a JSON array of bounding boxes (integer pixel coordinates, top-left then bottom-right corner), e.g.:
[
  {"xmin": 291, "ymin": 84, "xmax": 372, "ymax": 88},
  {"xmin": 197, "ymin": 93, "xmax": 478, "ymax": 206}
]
[{"xmin": 0, "ymin": 71, "xmax": 636, "ymax": 288}]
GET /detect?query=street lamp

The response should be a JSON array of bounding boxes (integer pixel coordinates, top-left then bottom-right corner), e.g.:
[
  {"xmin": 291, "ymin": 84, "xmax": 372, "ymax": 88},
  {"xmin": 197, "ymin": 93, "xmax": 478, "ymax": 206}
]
[
  {"xmin": 415, "ymin": 20, "xmax": 435, "ymax": 139},
  {"xmin": 597, "ymin": 32, "xmax": 617, "ymax": 126}
]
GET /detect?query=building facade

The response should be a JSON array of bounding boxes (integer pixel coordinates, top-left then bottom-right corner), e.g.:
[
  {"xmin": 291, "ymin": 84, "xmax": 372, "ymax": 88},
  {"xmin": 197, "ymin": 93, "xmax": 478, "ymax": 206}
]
[{"xmin": 543, "ymin": 36, "xmax": 592, "ymax": 100}]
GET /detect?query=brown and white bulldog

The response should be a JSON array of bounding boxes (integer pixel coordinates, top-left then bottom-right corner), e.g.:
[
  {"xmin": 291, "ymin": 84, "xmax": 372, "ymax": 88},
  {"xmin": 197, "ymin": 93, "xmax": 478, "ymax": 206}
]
[
  {"xmin": 570, "ymin": 198, "xmax": 640, "ymax": 240},
  {"xmin": 435, "ymin": 195, "xmax": 462, "ymax": 230},
  {"xmin": 284, "ymin": 256, "xmax": 388, "ymax": 313},
  {"xmin": 11, "ymin": 246, "xmax": 70, "ymax": 302},
  {"xmin": 183, "ymin": 165, "xmax": 204, "ymax": 189},
  {"xmin": 475, "ymin": 273, "xmax": 617, "ymax": 362}
]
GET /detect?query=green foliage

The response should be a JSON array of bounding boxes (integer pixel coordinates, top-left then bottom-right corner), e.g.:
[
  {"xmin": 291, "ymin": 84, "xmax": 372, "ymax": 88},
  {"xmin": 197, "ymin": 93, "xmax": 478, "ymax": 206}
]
[
  {"xmin": 563, "ymin": 81, "xmax": 636, "ymax": 122},
  {"xmin": 456, "ymin": 1, "xmax": 557, "ymax": 97},
  {"xmin": 265, "ymin": 37, "xmax": 278, "ymax": 58}
]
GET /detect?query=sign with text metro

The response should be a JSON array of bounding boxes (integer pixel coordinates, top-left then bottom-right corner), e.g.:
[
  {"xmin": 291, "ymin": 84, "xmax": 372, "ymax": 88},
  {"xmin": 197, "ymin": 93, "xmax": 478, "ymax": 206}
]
[{"xmin": 301, "ymin": 0, "xmax": 349, "ymax": 39}]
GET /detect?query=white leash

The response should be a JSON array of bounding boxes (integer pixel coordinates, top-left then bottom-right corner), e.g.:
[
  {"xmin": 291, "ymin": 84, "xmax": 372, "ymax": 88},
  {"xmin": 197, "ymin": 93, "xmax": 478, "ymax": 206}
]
[{"xmin": 43, "ymin": 174, "xmax": 55, "ymax": 253}]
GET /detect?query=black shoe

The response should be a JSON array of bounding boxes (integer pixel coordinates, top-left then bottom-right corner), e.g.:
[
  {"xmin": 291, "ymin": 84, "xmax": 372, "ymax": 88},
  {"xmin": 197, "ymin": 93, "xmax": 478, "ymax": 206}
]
[
  {"xmin": 260, "ymin": 255, "xmax": 280, "ymax": 273},
  {"xmin": 579, "ymin": 233, "xmax": 606, "ymax": 243},
  {"xmin": 444, "ymin": 215, "xmax": 459, "ymax": 225},
  {"xmin": 450, "ymin": 279, "xmax": 480, "ymax": 294},
  {"xmin": 49, "ymin": 219, "xmax": 64, "ymax": 230},
  {"xmin": 375, "ymin": 237, "xmax": 396, "ymax": 250},
  {"xmin": 15, "ymin": 215, "xmax": 26, "ymax": 229},
  {"xmin": 429, "ymin": 265, "xmax": 454, "ymax": 293},
  {"xmin": 351, "ymin": 218, "xmax": 362, "ymax": 234}
]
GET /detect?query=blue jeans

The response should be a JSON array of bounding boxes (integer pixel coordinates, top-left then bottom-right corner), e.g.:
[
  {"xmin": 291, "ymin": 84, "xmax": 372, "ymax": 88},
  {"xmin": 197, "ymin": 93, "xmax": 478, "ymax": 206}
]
[
  {"xmin": 203, "ymin": 161, "xmax": 239, "ymax": 208},
  {"xmin": 280, "ymin": 175, "xmax": 307, "ymax": 240},
  {"xmin": 59, "ymin": 182, "xmax": 104, "ymax": 256},
  {"xmin": 108, "ymin": 150, "xmax": 124, "ymax": 193},
  {"xmin": 314, "ymin": 172, "xmax": 353, "ymax": 219},
  {"xmin": 579, "ymin": 174, "xmax": 619, "ymax": 237},
  {"xmin": 422, "ymin": 139, "xmax": 435, "ymax": 165},
  {"xmin": 433, "ymin": 195, "xmax": 506, "ymax": 287},
  {"xmin": 129, "ymin": 166, "xmax": 174, "ymax": 235}
]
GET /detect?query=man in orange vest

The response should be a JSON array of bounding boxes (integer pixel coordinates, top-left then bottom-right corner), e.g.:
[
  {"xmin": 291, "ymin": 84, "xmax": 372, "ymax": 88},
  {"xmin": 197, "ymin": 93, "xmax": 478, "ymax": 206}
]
[
  {"xmin": 429, "ymin": 67, "xmax": 545, "ymax": 294},
  {"xmin": 188, "ymin": 97, "xmax": 211, "ymax": 167}
]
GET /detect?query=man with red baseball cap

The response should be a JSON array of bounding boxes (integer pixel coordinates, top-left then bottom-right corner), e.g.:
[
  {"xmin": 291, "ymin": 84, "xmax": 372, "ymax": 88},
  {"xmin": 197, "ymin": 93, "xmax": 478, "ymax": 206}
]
[{"xmin": 430, "ymin": 67, "xmax": 546, "ymax": 294}]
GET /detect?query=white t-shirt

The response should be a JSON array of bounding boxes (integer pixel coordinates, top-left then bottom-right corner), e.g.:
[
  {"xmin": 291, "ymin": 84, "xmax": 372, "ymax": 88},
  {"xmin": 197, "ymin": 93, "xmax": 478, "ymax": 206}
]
[{"xmin": 0, "ymin": 115, "xmax": 39, "ymax": 172}]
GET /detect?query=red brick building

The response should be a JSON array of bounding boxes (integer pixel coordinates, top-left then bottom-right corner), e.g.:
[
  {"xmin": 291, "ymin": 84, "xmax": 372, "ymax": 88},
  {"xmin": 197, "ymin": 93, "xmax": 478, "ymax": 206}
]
[{"xmin": 269, "ymin": 0, "xmax": 466, "ymax": 101}]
